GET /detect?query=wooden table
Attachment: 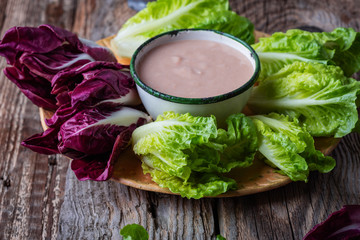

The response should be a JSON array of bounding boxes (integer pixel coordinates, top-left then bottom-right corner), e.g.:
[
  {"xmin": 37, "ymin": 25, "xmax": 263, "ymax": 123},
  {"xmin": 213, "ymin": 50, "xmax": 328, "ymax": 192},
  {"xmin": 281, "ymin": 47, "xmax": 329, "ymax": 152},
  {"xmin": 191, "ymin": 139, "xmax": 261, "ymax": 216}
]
[{"xmin": 0, "ymin": 0, "xmax": 359, "ymax": 239}]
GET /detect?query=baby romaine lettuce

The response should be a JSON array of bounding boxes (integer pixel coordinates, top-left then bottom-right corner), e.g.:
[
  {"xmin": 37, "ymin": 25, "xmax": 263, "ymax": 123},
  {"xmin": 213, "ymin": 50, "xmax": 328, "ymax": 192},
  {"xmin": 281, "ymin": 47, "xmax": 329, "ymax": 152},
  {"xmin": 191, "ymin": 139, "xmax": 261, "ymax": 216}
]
[
  {"xmin": 248, "ymin": 62, "xmax": 360, "ymax": 138},
  {"xmin": 252, "ymin": 27, "xmax": 360, "ymax": 78},
  {"xmin": 133, "ymin": 112, "xmax": 219, "ymax": 181},
  {"xmin": 312, "ymin": 28, "xmax": 360, "ymax": 77},
  {"xmin": 142, "ymin": 162, "xmax": 237, "ymax": 199},
  {"xmin": 111, "ymin": 0, "xmax": 254, "ymax": 58},
  {"xmin": 250, "ymin": 113, "xmax": 335, "ymax": 182},
  {"xmin": 132, "ymin": 112, "xmax": 258, "ymax": 199}
]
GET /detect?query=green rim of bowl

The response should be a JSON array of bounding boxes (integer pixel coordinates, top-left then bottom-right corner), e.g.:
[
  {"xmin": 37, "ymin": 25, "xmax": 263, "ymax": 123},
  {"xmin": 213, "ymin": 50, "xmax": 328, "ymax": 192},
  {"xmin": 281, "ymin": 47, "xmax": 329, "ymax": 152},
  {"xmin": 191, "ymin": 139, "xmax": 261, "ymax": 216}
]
[{"xmin": 130, "ymin": 29, "xmax": 260, "ymax": 105}]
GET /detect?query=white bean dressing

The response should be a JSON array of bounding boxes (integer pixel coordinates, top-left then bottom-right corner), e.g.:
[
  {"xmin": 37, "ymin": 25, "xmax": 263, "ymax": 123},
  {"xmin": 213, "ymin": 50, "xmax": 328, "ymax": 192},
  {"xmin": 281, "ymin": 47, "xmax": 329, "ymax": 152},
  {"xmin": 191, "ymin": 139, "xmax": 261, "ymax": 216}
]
[{"xmin": 138, "ymin": 39, "xmax": 254, "ymax": 98}]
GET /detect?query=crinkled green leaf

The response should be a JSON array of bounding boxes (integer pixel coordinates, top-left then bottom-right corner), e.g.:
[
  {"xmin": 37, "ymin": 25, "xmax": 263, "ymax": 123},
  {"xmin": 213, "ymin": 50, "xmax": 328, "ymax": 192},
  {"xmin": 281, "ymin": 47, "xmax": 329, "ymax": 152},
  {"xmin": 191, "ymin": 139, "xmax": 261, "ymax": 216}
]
[
  {"xmin": 195, "ymin": 10, "xmax": 254, "ymax": 45},
  {"xmin": 142, "ymin": 162, "xmax": 237, "ymax": 199},
  {"xmin": 252, "ymin": 29, "xmax": 332, "ymax": 79},
  {"xmin": 132, "ymin": 112, "xmax": 219, "ymax": 180},
  {"xmin": 216, "ymin": 235, "xmax": 227, "ymax": 240},
  {"xmin": 251, "ymin": 114, "xmax": 309, "ymax": 181},
  {"xmin": 213, "ymin": 113, "xmax": 258, "ymax": 170},
  {"xmin": 248, "ymin": 62, "xmax": 360, "ymax": 137},
  {"xmin": 132, "ymin": 112, "xmax": 257, "ymax": 198},
  {"xmin": 252, "ymin": 27, "xmax": 360, "ymax": 78},
  {"xmin": 251, "ymin": 113, "xmax": 335, "ymax": 181},
  {"xmin": 120, "ymin": 224, "xmax": 149, "ymax": 240},
  {"xmin": 111, "ymin": 0, "xmax": 254, "ymax": 57},
  {"xmin": 312, "ymin": 27, "xmax": 360, "ymax": 77}
]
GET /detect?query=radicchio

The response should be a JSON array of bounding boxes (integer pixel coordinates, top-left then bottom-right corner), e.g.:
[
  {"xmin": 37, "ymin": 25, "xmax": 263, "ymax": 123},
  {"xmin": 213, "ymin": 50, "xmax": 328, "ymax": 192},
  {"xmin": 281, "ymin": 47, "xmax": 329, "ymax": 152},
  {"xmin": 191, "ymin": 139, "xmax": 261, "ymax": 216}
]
[
  {"xmin": 22, "ymin": 105, "xmax": 150, "ymax": 180},
  {"xmin": 58, "ymin": 106, "xmax": 149, "ymax": 157},
  {"xmin": 18, "ymin": 60, "xmax": 148, "ymax": 181},
  {"xmin": 0, "ymin": 24, "xmax": 116, "ymax": 110},
  {"xmin": 303, "ymin": 205, "xmax": 360, "ymax": 240},
  {"xmin": 51, "ymin": 61, "xmax": 141, "ymax": 108},
  {"xmin": 71, "ymin": 133, "xmax": 127, "ymax": 181},
  {"xmin": 0, "ymin": 25, "xmax": 149, "ymax": 181}
]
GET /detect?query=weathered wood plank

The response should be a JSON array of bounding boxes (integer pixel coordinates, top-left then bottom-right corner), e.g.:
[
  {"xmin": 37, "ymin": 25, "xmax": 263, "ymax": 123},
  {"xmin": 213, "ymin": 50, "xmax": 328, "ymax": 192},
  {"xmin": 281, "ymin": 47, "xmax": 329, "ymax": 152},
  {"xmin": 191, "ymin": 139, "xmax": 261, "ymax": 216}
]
[
  {"xmin": 0, "ymin": 1, "xmax": 43, "ymax": 238},
  {"xmin": 56, "ymin": 0, "xmax": 360, "ymax": 239},
  {"xmin": 0, "ymin": 0, "xmax": 8, "ymax": 31},
  {"xmin": 1, "ymin": 0, "xmax": 360, "ymax": 239},
  {"xmin": 58, "ymin": 168, "xmax": 217, "ymax": 239},
  {"xmin": 56, "ymin": 1, "xmax": 216, "ymax": 239},
  {"xmin": 231, "ymin": 0, "xmax": 360, "ymax": 33},
  {"xmin": 72, "ymin": 0, "xmax": 135, "ymax": 39},
  {"xmin": 218, "ymin": 1, "xmax": 360, "ymax": 239},
  {"xmin": 0, "ymin": 0, "xmax": 76, "ymax": 239}
]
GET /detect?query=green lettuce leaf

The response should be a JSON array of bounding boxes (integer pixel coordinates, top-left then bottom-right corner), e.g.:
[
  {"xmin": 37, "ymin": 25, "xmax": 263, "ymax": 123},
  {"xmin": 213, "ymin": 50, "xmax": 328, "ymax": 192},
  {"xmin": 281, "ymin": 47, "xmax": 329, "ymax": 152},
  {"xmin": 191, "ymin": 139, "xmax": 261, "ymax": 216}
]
[
  {"xmin": 120, "ymin": 224, "xmax": 149, "ymax": 240},
  {"xmin": 252, "ymin": 29, "xmax": 332, "ymax": 79},
  {"xmin": 250, "ymin": 113, "xmax": 335, "ymax": 181},
  {"xmin": 195, "ymin": 10, "xmax": 255, "ymax": 46},
  {"xmin": 216, "ymin": 235, "xmax": 227, "ymax": 240},
  {"xmin": 111, "ymin": 0, "xmax": 254, "ymax": 58},
  {"xmin": 248, "ymin": 62, "xmax": 360, "ymax": 138},
  {"xmin": 142, "ymin": 162, "xmax": 237, "ymax": 199},
  {"xmin": 301, "ymin": 146, "xmax": 336, "ymax": 173},
  {"xmin": 252, "ymin": 27, "xmax": 360, "ymax": 78},
  {"xmin": 132, "ymin": 112, "xmax": 257, "ymax": 198},
  {"xmin": 213, "ymin": 113, "xmax": 258, "ymax": 170},
  {"xmin": 313, "ymin": 28, "xmax": 360, "ymax": 77},
  {"xmin": 132, "ymin": 112, "xmax": 219, "ymax": 181}
]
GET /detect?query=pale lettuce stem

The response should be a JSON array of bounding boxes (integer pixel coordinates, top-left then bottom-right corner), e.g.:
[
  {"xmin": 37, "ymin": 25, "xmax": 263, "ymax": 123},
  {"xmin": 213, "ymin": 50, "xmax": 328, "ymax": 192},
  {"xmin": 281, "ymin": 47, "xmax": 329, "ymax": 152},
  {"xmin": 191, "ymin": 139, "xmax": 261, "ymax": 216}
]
[
  {"xmin": 248, "ymin": 95, "xmax": 346, "ymax": 109},
  {"xmin": 132, "ymin": 120, "xmax": 191, "ymax": 144},
  {"xmin": 114, "ymin": 1, "xmax": 204, "ymax": 39}
]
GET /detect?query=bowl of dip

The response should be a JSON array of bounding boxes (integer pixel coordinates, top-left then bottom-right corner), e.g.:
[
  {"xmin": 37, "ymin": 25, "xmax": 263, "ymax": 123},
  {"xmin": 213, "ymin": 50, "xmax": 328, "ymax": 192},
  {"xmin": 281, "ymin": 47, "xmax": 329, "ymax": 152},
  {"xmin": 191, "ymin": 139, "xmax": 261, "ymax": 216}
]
[{"xmin": 130, "ymin": 29, "xmax": 260, "ymax": 125}]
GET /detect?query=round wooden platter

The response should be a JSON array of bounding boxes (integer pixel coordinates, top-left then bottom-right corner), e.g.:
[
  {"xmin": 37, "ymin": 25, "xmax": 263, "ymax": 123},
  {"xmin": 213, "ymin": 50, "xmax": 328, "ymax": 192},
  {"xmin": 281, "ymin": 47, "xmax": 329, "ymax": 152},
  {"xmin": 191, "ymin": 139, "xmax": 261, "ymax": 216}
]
[
  {"xmin": 39, "ymin": 107, "xmax": 339, "ymax": 198},
  {"xmin": 38, "ymin": 30, "xmax": 340, "ymax": 198}
]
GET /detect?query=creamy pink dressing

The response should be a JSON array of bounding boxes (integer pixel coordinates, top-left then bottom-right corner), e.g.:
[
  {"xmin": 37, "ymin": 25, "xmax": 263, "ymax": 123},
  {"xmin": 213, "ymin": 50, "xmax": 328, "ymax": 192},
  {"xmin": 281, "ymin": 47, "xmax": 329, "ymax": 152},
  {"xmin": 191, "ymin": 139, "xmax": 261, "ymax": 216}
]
[{"xmin": 137, "ymin": 39, "xmax": 254, "ymax": 98}]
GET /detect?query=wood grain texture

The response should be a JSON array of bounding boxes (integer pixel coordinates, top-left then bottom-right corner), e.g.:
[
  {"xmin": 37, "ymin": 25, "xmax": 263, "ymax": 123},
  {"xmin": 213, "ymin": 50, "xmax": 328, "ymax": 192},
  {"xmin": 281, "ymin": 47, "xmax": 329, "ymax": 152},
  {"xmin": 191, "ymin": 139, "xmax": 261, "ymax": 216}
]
[
  {"xmin": 0, "ymin": 0, "xmax": 74, "ymax": 239},
  {"xmin": 58, "ymin": 167, "xmax": 217, "ymax": 239},
  {"xmin": 0, "ymin": 0, "xmax": 360, "ymax": 240},
  {"xmin": 40, "ymin": 106, "xmax": 341, "ymax": 200}
]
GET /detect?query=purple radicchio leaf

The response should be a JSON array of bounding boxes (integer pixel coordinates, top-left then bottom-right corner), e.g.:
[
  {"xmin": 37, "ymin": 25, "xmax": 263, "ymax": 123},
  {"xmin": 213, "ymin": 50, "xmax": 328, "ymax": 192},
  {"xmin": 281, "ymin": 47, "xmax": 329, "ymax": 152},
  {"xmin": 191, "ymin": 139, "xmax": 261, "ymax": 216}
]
[
  {"xmin": 50, "ymin": 61, "xmax": 140, "ymax": 108},
  {"xmin": 21, "ymin": 103, "xmax": 79, "ymax": 156},
  {"xmin": 58, "ymin": 105, "xmax": 150, "ymax": 157},
  {"xmin": 303, "ymin": 205, "xmax": 360, "ymax": 240},
  {"xmin": 45, "ymin": 103, "xmax": 79, "ymax": 128},
  {"xmin": 4, "ymin": 64, "xmax": 58, "ymax": 110},
  {"xmin": 0, "ymin": 24, "xmax": 116, "ymax": 110},
  {"xmin": 79, "ymin": 38, "xmax": 118, "ymax": 63},
  {"xmin": 71, "ymin": 129, "xmax": 133, "ymax": 181},
  {"xmin": 21, "ymin": 104, "xmax": 151, "ymax": 179},
  {"xmin": 71, "ymin": 67, "xmax": 140, "ymax": 108},
  {"xmin": 21, "ymin": 127, "xmax": 60, "ymax": 155},
  {"xmin": 66, "ymin": 106, "xmax": 150, "ymax": 181}
]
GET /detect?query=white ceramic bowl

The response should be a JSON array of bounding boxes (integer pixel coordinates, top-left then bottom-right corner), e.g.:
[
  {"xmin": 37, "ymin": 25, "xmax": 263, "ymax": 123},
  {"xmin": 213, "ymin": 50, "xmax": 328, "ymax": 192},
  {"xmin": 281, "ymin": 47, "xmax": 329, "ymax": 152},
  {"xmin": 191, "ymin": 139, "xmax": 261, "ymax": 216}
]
[{"xmin": 130, "ymin": 29, "xmax": 260, "ymax": 126}]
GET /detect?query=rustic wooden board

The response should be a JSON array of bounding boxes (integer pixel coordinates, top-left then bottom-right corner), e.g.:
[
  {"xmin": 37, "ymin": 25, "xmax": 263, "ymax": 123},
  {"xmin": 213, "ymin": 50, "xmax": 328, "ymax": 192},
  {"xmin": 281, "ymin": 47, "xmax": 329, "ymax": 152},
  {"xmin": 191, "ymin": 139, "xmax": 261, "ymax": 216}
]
[
  {"xmin": 39, "ymin": 103, "xmax": 340, "ymax": 198},
  {"xmin": 44, "ymin": 30, "xmax": 341, "ymax": 198},
  {"xmin": 1, "ymin": 0, "xmax": 360, "ymax": 240},
  {"xmin": 0, "ymin": 0, "xmax": 76, "ymax": 239},
  {"xmin": 40, "ymin": 29, "xmax": 297, "ymax": 199}
]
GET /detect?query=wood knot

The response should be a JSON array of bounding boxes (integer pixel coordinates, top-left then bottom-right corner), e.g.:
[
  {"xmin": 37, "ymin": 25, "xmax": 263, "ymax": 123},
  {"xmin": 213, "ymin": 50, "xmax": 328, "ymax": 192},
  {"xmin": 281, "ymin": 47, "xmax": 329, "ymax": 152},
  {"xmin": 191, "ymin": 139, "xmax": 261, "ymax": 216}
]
[
  {"xmin": 46, "ymin": 3, "xmax": 64, "ymax": 24},
  {"xmin": 341, "ymin": 14, "xmax": 351, "ymax": 24},
  {"xmin": 296, "ymin": 25, "xmax": 324, "ymax": 32},
  {"xmin": 3, "ymin": 177, "xmax": 10, "ymax": 187},
  {"xmin": 48, "ymin": 156, "xmax": 57, "ymax": 165}
]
